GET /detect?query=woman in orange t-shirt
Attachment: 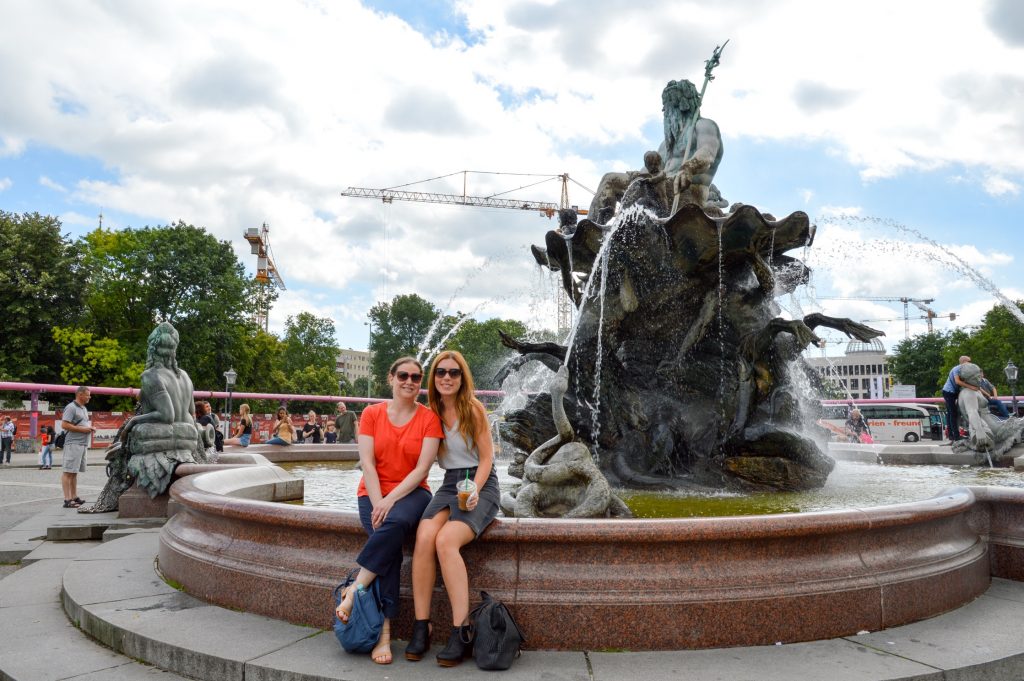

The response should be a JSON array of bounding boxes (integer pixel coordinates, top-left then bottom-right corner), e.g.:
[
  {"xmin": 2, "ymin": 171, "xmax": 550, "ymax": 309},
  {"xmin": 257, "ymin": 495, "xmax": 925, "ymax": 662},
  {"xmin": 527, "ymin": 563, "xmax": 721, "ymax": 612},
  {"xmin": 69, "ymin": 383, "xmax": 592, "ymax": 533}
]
[{"xmin": 335, "ymin": 356, "xmax": 442, "ymax": 665}]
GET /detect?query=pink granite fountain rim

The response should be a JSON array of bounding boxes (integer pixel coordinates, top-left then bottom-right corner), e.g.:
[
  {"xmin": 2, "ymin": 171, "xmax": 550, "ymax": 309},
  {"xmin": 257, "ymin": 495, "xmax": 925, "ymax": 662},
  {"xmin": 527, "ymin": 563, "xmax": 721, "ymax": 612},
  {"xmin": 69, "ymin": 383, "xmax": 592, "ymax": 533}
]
[{"xmin": 157, "ymin": 462, "xmax": 1024, "ymax": 649}]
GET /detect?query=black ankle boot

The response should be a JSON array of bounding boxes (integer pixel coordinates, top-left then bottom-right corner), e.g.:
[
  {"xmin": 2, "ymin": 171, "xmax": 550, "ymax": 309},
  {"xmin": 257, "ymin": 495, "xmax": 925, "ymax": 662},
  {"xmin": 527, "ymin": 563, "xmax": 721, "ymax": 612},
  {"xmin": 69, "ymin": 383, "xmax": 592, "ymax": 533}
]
[
  {"xmin": 436, "ymin": 625, "xmax": 473, "ymax": 667},
  {"xmin": 404, "ymin": 619, "xmax": 431, "ymax": 661}
]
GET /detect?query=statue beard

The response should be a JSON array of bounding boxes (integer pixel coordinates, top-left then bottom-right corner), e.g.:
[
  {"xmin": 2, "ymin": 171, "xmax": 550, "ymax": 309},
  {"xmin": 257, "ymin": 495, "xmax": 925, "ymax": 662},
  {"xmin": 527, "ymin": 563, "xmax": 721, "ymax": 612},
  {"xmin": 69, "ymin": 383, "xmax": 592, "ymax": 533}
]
[{"xmin": 663, "ymin": 107, "xmax": 687, "ymax": 152}]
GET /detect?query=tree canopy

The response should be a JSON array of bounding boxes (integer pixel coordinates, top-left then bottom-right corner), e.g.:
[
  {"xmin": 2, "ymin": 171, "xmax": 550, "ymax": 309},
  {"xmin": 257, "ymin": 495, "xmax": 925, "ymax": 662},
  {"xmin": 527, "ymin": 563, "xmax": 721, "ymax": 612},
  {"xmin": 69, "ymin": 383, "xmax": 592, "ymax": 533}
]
[
  {"xmin": 0, "ymin": 212, "xmax": 85, "ymax": 382},
  {"xmin": 367, "ymin": 293, "xmax": 530, "ymax": 393}
]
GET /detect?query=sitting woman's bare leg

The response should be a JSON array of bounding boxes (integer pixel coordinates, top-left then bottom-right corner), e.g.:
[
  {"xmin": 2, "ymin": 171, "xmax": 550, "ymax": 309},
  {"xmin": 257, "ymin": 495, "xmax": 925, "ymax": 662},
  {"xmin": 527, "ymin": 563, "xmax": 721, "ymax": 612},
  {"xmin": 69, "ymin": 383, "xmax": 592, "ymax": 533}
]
[
  {"xmin": 406, "ymin": 511, "xmax": 447, "ymax": 660},
  {"xmin": 436, "ymin": 521, "xmax": 476, "ymax": 625},
  {"xmin": 434, "ymin": 521, "xmax": 476, "ymax": 667},
  {"xmin": 372, "ymin": 619, "xmax": 392, "ymax": 664},
  {"xmin": 411, "ymin": 511, "xmax": 447, "ymax": 618}
]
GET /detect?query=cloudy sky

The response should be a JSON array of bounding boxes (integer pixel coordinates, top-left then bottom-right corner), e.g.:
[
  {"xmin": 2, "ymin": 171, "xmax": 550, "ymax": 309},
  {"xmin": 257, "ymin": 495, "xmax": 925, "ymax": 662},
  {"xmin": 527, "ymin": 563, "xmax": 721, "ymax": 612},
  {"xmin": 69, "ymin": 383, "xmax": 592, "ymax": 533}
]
[{"xmin": 2, "ymin": 0, "xmax": 1022, "ymax": 358}]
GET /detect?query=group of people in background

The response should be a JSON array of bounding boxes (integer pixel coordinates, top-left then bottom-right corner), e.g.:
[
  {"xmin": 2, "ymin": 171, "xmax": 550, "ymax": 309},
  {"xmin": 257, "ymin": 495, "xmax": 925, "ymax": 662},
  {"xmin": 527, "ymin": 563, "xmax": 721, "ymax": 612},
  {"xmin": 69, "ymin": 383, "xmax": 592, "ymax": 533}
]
[{"xmin": 222, "ymin": 401, "xmax": 361, "ymax": 447}]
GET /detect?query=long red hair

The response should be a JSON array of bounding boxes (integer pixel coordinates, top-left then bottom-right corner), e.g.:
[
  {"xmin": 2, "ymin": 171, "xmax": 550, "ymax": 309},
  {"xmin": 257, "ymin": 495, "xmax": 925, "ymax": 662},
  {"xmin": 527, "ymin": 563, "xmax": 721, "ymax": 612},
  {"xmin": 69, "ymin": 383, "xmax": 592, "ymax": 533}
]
[{"xmin": 427, "ymin": 350, "xmax": 484, "ymax": 449}]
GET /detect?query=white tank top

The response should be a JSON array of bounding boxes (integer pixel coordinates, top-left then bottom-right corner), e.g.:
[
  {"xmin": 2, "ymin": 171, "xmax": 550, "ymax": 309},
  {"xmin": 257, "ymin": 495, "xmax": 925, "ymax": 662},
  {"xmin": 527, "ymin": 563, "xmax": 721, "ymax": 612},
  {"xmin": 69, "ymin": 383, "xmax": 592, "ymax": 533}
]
[{"xmin": 438, "ymin": 420, "xmax": 480, "ymax": 470}]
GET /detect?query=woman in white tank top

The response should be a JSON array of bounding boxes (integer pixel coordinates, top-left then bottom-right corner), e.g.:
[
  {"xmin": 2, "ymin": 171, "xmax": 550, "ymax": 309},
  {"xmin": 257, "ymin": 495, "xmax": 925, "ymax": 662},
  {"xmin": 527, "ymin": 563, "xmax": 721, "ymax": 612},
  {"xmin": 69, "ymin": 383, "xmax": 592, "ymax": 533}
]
[{"xmin": 406, "ymin": 350, "xmax": 500, "ymax": 667}]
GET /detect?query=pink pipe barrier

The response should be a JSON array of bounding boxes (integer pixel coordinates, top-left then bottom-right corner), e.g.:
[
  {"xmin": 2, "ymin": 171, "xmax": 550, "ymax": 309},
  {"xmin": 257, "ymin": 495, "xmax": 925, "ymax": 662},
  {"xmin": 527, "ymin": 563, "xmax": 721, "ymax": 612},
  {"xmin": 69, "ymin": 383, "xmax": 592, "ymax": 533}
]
[{"xmin": 0, "ymin": 381, "xmax": 505, "ymax": 403}]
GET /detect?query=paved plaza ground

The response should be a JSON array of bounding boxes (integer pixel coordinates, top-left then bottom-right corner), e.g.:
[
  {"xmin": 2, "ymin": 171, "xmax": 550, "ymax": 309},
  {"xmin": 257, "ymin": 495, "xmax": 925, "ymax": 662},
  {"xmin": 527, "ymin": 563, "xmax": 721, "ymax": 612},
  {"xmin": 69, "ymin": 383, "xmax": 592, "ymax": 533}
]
[{"xmin": 3, "ymin": 451, "xmax": 1024, "ymax": 680}]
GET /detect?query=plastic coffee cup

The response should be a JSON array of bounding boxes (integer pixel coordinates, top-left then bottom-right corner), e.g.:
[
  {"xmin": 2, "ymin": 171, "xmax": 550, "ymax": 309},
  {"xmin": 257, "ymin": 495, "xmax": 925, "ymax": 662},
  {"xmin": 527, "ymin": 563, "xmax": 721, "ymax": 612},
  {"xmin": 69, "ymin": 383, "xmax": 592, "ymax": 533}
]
[{"xmin": 457, "ymin": 478, "xmax": 477, "ymax": 511}]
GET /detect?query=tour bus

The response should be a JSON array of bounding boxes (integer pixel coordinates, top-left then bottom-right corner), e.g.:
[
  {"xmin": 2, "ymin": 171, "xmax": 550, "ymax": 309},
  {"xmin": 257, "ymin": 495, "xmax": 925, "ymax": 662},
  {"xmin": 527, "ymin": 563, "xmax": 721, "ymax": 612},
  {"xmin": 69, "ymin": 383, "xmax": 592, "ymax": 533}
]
[{"xmin": 818, "ymin": 403, "xmax": 939, "ymax": 443}]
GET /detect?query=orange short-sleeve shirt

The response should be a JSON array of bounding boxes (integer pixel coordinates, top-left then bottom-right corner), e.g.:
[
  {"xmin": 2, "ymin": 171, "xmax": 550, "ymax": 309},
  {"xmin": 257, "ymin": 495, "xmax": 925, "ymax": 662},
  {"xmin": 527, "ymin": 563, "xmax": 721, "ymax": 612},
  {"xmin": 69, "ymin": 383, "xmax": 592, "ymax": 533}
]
[{"xmin": 357, "ymin": 402, "xmax": 443, "ymax": 497}]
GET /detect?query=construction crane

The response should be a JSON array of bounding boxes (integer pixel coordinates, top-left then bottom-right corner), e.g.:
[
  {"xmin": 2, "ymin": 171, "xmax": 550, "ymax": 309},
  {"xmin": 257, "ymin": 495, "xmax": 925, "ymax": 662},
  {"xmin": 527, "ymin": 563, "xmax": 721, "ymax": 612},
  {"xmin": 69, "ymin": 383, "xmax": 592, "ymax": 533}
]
[
  {"xmin": 243, "ymin": 222, "xmax": 286, "ymax": 332},
  {"xmin": 860, "ymin": 312, "xmax": 957, "ymax": 332},
  {"xmin": 817, "ymin": 297, "xmax": 937, "ymax": 339},
  {"xmin": 910, "ymin": 300, "xmax": 954, "ymax": 333},
  {"xmin": 341, "ymin": 171, "xmax": 590, "ymax": 219},
  {"xmin": 341, "ymin": 171, "xmax": 593, "ymax": 333}
]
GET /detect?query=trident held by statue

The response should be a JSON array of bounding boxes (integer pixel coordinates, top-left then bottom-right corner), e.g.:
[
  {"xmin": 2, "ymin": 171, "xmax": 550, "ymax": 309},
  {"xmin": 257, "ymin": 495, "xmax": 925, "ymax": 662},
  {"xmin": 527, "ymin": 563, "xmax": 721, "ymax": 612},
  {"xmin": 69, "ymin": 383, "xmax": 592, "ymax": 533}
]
[
  {"xmin": 699, "ymin": 39, "xmax": 729, "ymax": 104},
  {"xmin": 681, "ymin": 39, "xmax": 729, "ymax": 163}
]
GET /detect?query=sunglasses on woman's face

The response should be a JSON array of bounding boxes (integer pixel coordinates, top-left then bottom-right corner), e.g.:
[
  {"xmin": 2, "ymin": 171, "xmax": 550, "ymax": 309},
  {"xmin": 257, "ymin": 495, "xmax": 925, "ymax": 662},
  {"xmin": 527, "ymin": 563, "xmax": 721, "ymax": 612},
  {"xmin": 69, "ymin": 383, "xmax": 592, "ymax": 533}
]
[
  {"xmin": 395, "ymin": 371, "xmax": 423, "ymax": 383},
  {"xmin": 434, "ymin": 367, "xmax": 463, "ymax": 378}
]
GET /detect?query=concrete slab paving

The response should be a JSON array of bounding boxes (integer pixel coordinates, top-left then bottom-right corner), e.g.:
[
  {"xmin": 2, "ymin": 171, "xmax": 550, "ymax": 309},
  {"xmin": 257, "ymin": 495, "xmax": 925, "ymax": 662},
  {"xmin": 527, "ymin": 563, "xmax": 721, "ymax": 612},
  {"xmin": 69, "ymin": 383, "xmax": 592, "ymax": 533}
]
[
  {"xmin": 0, "ymin": 601, "xmax": 142, "ymax": 681},
  {"xmin": 852, "ymin": 581, "xmax": 1024, "ymax": 672},
  {"xmin": 74, "ymin": 528, "xmax": 170, "ymax": 560},
  {"xmin": 103, "ymin": 527, "xmax": 163, "ymax": 542},
  {"xmin": 63, "ymin": 556, "xmax": 178, "ymax": 605},
  {"xmin": 245, "ymin": 629, "xmax": 590, "ymax": 681},
  {"xmin": 62, "ymin": 662, "xmax": 187, "ymax": 680},
  {"xmin": 0, "ymin": 528, "xmax": 46, "ymax": 562},
  {"xmin": 589, "ymin": 639, "xmax": 941, "ymax": 681},
  {"xmin": 0, "ymin": 558, "xmax": 70, "ymax": 607},
  {"xmin": 21, "ymin": 539, "xmax": 100, "ymax": 563},
  {"xmin": 77, "ymin": 592, "xmax": 320, "ymax": 681}
]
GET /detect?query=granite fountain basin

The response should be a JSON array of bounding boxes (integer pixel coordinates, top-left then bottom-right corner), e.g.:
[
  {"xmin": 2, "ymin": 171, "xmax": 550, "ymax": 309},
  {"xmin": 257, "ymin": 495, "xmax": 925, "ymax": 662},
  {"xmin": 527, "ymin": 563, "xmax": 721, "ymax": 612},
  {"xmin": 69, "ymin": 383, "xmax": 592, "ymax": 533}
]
[{"xmin": 158, "ymin": 463, "xmax": 1024, "ymax": 650}]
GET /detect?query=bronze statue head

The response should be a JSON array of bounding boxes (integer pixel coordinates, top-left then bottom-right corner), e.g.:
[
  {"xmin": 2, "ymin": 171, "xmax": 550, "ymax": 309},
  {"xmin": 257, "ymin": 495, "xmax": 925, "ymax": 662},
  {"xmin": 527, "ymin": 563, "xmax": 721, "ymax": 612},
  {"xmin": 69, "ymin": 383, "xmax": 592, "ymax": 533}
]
[{"xmin": 146, "ymin": 321, "xmax": 181, "ymax": 374}]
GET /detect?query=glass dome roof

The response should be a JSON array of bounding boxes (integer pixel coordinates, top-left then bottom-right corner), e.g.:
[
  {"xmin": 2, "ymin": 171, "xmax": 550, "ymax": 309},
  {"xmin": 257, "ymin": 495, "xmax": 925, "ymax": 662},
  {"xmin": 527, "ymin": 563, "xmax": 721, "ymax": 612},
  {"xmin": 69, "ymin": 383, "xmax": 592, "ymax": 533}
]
[{"xmin": 845, "ymin": 338, "xmax": 886, "ymax": 354}]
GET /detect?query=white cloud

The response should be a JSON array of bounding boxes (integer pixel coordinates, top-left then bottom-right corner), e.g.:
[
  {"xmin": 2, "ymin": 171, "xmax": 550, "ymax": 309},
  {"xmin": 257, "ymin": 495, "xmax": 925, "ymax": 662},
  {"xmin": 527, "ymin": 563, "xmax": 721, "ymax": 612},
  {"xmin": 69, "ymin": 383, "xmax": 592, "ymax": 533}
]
[
  {"xmin": 0, "ymin": 0, "xmax": 1021, "ymax": 350},
  {"xmin": 39, "ymin": 175, "xmax": 67, "ymax": 192},
  {"xmin": 0, "ymin": 177, "xmax": 11, "ymax": 191},
  {"xmin": 59, "ymin": 211, "xmax": 103, "ymax": 229},
  {"xmin": 983, "ymin": 174, "xmax": 1020, "ymax": 197}
]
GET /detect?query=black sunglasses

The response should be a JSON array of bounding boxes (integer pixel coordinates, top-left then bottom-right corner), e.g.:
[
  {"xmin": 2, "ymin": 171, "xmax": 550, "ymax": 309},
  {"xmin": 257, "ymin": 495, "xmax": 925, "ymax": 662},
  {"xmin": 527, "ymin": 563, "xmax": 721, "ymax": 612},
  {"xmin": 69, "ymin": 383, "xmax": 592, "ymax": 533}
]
[
  {"xmin": 394, "ymin": 371, "xmax": 423, "ymax": 383},
  {"xmin": 434, "ymin": 367, "xmax": 463, "ymax": 378}
]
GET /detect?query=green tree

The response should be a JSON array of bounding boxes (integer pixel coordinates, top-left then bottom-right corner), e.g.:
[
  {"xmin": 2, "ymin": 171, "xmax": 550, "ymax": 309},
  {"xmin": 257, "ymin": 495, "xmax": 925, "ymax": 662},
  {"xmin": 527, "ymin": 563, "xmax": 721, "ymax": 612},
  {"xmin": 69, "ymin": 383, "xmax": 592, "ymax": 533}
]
[
  {"xmin": 0, "ymin": 212, "xmax": 84, "ymax": 381},
  {"xmin": 281, "ymin": 312, "xmax": 339, "ymax": 376},
  {"xmin": 349, "ymin": 377, "xmax": 371, "ymax": 399},
  {"xmin": 889, "ymin": 331, "xmax": 951, "ymax": 397},
  {"xmin": 79, "ymin": 222, "xmax": 258, "ymax": 391},
  {"xmin": 284, "ymin": 364, "xmax": 341, "ymax": 414},
  {"xmin": 368, "ymin": 293, "xmax": 441, "ymax": 392},
  {"xmin": 51, "ymin": 326, "xmax": 144, "ymax": 410},
  {"xmin": 954, "ymin": 303, "xmax": 1024, "ymax": 394},
  {"xmin": 446, "ymin": 318, "xmax": 529, "ymax": 389}
]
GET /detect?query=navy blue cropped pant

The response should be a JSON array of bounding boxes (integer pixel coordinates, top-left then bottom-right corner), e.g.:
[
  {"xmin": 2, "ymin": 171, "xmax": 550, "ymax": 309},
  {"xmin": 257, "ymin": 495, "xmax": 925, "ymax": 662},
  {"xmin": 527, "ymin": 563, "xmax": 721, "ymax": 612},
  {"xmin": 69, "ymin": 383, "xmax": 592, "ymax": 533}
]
[{"xmin": 356, "ymin": 487, "xmax": 431, "ymax": 619}]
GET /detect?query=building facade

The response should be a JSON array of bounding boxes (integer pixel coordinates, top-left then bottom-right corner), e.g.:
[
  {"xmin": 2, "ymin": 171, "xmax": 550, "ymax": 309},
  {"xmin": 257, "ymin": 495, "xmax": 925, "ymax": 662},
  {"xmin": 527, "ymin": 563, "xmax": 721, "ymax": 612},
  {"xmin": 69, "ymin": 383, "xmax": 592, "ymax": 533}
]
[
  {"xmin": 336, "ymin": 348, "xmax": 372, "ymax": 385},
  {"xmin": 804, "ymin": 338, "xmax": 892, "ymax": 401}
]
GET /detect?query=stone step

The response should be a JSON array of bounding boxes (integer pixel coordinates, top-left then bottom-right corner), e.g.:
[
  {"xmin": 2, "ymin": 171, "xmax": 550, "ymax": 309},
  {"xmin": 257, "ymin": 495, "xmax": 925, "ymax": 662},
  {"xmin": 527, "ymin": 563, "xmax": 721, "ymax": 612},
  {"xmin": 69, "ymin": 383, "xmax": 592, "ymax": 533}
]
[{"xmin": 60, "ymin": 532, "xmax": 1024, "ymax": 681}]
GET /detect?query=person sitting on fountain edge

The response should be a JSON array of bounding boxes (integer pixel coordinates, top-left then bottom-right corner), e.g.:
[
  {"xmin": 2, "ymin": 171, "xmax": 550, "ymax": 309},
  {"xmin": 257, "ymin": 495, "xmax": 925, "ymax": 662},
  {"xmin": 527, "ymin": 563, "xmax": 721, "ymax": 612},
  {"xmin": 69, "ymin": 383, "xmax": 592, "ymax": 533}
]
[
  {"xmin": 223, "ymin": 403, "xmax": 252, "ymax": 447},
  {"xmin": 335, "ymin": 356, "xmax": 442, "ymax": 665},
  {"xmin": 406, "ymin": 350, "xmax": 500, "ymax": 667},
  {"xmin": 265, "ymin": 407, "xmax": 295, "ymax": 445}
]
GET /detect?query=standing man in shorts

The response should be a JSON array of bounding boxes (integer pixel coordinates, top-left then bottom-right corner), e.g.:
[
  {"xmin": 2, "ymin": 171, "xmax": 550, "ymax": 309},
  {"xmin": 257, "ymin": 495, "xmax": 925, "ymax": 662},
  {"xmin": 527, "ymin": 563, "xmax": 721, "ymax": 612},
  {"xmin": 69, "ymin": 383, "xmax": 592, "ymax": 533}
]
[
  {"xmin": 334, "ymin": 401, "xmax": 359, "ymax": 444},
  {"xmin": 60, "ymin": 386, "xmax": 95, "ymax": 508}
]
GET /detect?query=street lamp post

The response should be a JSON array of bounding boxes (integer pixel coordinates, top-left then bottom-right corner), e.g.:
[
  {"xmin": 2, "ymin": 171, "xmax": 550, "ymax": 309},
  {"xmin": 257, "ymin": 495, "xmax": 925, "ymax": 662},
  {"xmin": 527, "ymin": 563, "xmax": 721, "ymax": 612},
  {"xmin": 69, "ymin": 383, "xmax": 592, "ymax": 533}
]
[
  {"xmin": 1005, "ymin": 360, "xmax": 1018, "ymax": 416},
  {"xmin": 223, "ymin": 368, "xmax": 237, "ymax": 438},
  {"xmin": 364, "ymin": 320, "xmax": 373, "ymax": 398}
]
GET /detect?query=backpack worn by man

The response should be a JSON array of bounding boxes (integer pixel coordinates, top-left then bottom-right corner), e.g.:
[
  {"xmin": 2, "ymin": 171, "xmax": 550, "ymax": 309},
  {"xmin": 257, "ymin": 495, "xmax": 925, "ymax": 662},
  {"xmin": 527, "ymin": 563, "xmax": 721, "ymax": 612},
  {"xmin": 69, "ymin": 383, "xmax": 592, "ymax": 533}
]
[
  {"xmin": 54, "ymin": 431, "xmax": 67, "ymax": 449},
  {"xmin": 469, "ymin": 591, "xmax": 525, "ymax": 670}
]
